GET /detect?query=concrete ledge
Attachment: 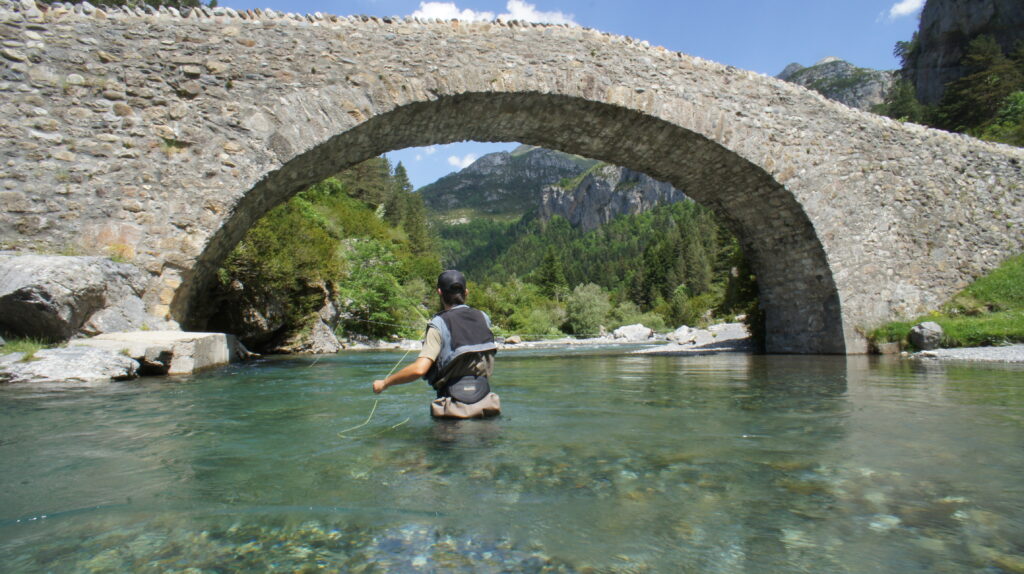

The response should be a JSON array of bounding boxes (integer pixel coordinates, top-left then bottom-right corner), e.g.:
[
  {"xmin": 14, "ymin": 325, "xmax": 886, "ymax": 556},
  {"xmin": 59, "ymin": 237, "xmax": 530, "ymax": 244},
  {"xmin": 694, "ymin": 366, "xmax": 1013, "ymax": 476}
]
[{"xmin": 69, "ymin": 331, "xmax": 243, "ymax": 375}]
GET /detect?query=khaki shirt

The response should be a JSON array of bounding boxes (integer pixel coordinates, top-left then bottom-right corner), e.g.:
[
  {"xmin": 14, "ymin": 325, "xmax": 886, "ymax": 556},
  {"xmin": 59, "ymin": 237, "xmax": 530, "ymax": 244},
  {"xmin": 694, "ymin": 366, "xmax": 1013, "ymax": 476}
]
[{"xmin": 418, "ymin": 325, "xmax": 495, "ymax": 388}]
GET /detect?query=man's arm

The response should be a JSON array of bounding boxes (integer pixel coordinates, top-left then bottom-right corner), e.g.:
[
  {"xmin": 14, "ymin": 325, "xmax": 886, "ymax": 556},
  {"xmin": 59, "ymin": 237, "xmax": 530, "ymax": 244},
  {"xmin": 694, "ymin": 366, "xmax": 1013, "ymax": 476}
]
[{"xmin": 372, "ymin": 357, "xmax": 434, "ymax": 394}]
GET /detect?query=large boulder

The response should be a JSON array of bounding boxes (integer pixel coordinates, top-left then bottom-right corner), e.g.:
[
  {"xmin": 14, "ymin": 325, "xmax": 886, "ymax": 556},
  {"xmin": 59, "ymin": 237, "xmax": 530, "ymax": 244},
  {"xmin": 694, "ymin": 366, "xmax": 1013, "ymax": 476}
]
[
  {"xmin": 0, "ymin": 254, "xmax": 172, "ymax": 341},
  {"xmin": 69, "ymin": 331, "xmax": 249, "ymax": 375},
  {"xmin": 275, "ymin": 319, "xmax": 342, "ymax": 354},
  {"xmin": 613, "ymin": 324, "xmax": 654, "ymax": 342},
  {"xmin": 0, "ymin": 346, "xmax": 139, "ymax": 384},
  {"xmin": 909, "ymin": 321, "xmax": 944, "ymax": 350},
  {"xmin": 207, "ymin": 279, "xmax": 340, "ymax": 353},
  {"xmin": 667, "ymin": 325, "xmax": 716, "ymax": 347},
  {"xmin": 206, "ymin": 279, "xmax": 288, "ymax": 349}
]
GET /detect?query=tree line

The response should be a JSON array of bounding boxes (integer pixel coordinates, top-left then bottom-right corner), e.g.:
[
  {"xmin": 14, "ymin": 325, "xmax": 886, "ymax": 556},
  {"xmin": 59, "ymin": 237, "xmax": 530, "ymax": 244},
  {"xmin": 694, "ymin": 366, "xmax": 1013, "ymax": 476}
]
[{"xmin": 438, "ymin": 201, "xmax": 759, "ymax": 339}]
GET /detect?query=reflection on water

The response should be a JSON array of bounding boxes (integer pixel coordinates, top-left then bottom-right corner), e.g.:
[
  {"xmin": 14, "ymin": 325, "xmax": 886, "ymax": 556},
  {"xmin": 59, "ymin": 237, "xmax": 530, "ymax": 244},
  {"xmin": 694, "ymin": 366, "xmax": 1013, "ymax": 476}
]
[{"xmin": 0, "ymin": 351, "xmax": 1022, "ymax": 572}]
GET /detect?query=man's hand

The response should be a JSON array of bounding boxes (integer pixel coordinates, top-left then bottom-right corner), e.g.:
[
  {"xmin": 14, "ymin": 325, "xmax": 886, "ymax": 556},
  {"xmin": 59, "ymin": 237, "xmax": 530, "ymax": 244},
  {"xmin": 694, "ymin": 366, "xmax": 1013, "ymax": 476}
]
[{"xmin": 370, "ymin": 357, "xmax": 433, "ymax": 394}]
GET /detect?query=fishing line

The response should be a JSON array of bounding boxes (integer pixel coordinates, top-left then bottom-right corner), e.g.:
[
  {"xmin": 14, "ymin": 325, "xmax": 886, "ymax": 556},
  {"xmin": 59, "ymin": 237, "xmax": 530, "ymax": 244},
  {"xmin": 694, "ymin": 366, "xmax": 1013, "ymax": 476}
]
[{"xmin": 337, "ymin": 346, "xmax": 414, "ymax": 439}]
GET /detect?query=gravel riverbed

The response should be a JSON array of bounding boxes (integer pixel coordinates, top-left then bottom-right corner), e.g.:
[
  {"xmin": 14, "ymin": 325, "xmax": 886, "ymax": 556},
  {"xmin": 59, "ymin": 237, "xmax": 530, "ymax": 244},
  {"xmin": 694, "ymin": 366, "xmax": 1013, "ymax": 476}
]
[
  {"xmin": 912, "ymin": 344, "xmax": 1024, "ymax": 363},
  {"xmin": 346, "ymin": 324, "xmax": 1024, "ymax": 363}
]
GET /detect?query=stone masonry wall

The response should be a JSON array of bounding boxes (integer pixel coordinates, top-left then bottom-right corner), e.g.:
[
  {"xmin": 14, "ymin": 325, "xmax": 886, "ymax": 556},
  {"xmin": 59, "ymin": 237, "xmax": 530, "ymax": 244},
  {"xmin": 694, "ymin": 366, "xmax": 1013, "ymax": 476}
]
[{"xmin": 0, "ymin": 0, "xmax": 1021, "ymax": 353}]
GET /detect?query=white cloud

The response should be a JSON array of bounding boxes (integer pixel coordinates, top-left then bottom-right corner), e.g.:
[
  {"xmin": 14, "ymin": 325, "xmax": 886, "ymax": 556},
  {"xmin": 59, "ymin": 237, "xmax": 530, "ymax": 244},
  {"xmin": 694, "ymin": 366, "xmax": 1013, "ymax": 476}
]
[
  {"xmin": 410, "ymin": 1, "xmax": 576, "ymax": 25},
  {"xmin": 413, "ymin": 144, "xmax": 438, "ymax": 159},
  {"xmin": 448, "ymin": 154, "xmax": 477, "ymax": 169},
  {"xmin": 500, "ymin": 0, "xmax": 576, "ymax": 25},
  {"xmin": 888, "ymin": 0, "xmax": 924, "ymax": 19},
  {"xmin": 411, "ymin": 2, "xmax": 494, "ymax": 21}
]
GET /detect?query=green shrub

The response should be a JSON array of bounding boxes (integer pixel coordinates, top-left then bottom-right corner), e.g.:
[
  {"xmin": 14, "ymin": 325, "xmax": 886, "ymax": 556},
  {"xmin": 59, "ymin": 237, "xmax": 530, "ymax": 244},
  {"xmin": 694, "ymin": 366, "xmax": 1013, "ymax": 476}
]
[
  {"xmin": 336, "ymin": 239, "xmax": 416, "ymax": 339},
  {"xmin": 564, "ymin": 283, "xmax": 611, "ymax": 336},
  {"xmin": 511, "ymin": 306, "xmax": 567, "ymax": 340}
]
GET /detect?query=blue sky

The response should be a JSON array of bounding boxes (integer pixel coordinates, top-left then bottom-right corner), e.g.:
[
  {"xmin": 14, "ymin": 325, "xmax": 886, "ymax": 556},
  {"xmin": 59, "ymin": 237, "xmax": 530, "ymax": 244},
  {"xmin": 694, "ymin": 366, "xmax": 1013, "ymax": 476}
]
[{"xmin": 223, "ymin": 0, "xmax": 926, "ymax": 188}]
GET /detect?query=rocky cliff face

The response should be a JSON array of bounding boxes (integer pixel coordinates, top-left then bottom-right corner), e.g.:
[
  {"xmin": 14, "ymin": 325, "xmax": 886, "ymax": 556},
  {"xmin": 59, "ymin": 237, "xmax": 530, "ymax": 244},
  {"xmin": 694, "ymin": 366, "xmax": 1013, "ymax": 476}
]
[
  {"xmin": 539, "ymin": 164, "xmax": 687, "ymax": 231},
  {"xmin": 419, "ymin": 145, "xmax": 597, "ymax": 218},
  {"xmin": 778, "ymin": 57, "xmax": 896, "ymax": 111},
  {"xmin": 910, "ymin": 0, "xmax": 1024, "ymax": 105}
]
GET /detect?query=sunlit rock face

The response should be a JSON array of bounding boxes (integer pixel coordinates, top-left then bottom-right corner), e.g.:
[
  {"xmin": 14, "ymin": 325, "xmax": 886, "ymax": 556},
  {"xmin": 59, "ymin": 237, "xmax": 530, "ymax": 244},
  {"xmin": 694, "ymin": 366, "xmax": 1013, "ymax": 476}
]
[
  {"xmin": 419, "ymin": 146, "xmax": 598, "ymax": 217},
  {"xmin": 540, "ymin": 164, "xmax": 686, "ymax": 231},
  {"xmin": 910, "ymin": 0, "xmax": 1024, "ymax": 105}
]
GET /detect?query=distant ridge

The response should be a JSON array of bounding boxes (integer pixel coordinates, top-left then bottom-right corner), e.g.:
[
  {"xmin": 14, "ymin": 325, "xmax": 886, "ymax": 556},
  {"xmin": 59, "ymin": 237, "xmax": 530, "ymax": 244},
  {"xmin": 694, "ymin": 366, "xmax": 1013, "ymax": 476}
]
[{"xmin": 418, "ymin": 145, "xmax": 597, "ymax": 220}]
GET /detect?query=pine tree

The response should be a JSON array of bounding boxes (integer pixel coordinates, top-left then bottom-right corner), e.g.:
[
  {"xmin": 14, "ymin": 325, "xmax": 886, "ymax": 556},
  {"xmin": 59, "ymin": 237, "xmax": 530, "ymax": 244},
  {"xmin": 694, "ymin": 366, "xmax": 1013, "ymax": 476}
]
[
  {"xmin": 534, "ymin": 246, "xmax": 569, "ymax": 300},
  {"xmin": 403, "ymin": 192, "xmax": 433, "ymax": 254},
  {"xmin": 934, "ymin": 35, "xmax": 1024, "ymax": 133},
  {"xmin": 384, "ymin": 162, "xmax": 412, "ymax": 226},
  {"xmin": 876, "ymin": 79, "xmax": 926, "ymax": 123},
  {"xmin": 336, "ymin": 157, "xmax": 392, "ymax": 204}
]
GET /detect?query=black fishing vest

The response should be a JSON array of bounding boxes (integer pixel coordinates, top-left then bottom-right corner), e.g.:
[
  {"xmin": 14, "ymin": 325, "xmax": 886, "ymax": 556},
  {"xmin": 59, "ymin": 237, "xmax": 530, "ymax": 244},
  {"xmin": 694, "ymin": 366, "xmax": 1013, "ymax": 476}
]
[{"xmin": 423, "ymin": 305, "xmax": 497, "ymax": 388}]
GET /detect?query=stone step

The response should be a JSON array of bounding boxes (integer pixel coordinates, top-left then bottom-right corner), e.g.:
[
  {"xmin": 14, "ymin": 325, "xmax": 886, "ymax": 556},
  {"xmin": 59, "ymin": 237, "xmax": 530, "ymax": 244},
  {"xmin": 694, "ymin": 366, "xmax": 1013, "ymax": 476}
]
[{"xmin": 69, "ymin": 331, "xmax": 250, "ymax": 375}]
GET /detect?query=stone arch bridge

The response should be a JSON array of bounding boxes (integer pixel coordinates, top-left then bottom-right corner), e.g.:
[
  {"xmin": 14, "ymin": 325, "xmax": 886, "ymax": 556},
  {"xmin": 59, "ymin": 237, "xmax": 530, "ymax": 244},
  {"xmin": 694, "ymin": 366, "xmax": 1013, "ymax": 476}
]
[{"xmin": 0, "ymin": 1, "xmax": 1021, "ymax": 354}]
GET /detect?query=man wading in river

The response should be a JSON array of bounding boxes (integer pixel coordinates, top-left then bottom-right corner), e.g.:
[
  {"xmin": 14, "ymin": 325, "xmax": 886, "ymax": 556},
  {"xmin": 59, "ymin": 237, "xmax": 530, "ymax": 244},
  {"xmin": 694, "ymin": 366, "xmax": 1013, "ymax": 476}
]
[{"xmin": 372, "ymin": 270, "xmax": 501, "ymax": 418}]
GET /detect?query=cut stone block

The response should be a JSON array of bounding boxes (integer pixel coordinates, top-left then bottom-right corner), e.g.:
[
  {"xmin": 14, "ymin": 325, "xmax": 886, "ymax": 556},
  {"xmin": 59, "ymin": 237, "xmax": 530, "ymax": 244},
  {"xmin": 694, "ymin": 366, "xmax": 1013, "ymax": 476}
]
[{"xmin": 69, "ymin": 331, "xmax": 242, "ymax": 375}]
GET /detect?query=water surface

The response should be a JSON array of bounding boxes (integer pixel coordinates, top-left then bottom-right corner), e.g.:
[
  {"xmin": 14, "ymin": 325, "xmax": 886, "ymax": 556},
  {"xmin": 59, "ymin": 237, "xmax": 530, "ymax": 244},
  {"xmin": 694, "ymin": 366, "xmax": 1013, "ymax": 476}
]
[{"xmin": 1, "ymin": 349, "xmax": 1022, "ymax": 572}]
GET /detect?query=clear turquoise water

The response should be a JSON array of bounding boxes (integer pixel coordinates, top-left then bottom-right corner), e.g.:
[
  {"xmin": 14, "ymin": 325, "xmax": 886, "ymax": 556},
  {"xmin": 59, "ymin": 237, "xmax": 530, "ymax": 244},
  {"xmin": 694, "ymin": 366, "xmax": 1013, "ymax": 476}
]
[{"xmin": 1, "ymin": 349, "xmax": 1022, "ymax": 572}]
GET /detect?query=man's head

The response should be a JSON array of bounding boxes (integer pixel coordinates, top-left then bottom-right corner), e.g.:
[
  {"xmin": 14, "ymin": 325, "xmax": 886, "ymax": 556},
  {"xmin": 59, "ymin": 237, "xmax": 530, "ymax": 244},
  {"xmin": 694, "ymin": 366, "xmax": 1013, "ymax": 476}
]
[{"xmin": 437, "ymin": 269, "xmax": 467, "ymax": 307}]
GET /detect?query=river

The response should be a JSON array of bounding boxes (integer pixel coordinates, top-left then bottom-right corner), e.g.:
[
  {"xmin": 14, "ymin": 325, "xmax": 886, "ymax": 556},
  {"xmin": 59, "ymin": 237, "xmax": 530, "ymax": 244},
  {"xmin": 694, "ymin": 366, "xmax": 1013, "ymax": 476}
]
[{"xmin": 1, "ymin": 347, "xmax": 1022, "ymax": 572}]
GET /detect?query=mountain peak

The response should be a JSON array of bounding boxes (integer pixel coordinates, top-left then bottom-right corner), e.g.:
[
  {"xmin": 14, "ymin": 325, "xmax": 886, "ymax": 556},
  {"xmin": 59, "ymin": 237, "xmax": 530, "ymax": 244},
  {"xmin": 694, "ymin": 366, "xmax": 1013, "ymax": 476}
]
[
  {"xmin": 419, "ymin": 147, "xmax": 598, "ymax": 218},
  {"xmin": 777, "ymin": 57, "xmax": 895, "ymax": 111}
]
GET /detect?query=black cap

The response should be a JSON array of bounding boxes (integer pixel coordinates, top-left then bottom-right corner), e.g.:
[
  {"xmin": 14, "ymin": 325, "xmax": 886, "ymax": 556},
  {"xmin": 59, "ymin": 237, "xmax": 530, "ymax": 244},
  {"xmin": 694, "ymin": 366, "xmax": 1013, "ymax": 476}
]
[{"xmin": 437, "ymin": 269, "xmax": 467, "ymax": 293}]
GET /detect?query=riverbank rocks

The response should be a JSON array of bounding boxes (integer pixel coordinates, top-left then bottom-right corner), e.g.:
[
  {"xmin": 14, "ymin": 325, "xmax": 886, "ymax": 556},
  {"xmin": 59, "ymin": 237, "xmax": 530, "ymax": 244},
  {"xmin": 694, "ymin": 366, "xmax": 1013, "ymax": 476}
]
[
  {"xmin": 276, "ymin": 318, "xmax": 342, "ymax": 355},
  {"xmin": 0, "ymin": 254, "xmax": 175, "ymax": 342},
  {"xmin": 909, "ymin": 321, "xmax": 944, "ymax": 350},
  {"xmin": 69, "ymin": 331, "xmax": 248, "ymax": 375},
  {"xmin": 0, "ymin": 346, "xmax": 139, "ymax": 384},
  {"xmin": 667, "ymin": 325, "xmax": 715, "ymax": 347},
  {"xmin": 613, "ymin": 324, "xmax": 654, "ymax": 341}
]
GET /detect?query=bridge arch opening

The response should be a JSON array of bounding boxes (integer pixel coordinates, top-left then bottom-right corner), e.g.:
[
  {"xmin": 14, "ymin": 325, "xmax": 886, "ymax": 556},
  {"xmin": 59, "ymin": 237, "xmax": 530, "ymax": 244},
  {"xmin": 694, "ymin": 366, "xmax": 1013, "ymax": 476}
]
[{"xmin": 177, "ymin": 92, "xmax": 846, "ymax": 354}]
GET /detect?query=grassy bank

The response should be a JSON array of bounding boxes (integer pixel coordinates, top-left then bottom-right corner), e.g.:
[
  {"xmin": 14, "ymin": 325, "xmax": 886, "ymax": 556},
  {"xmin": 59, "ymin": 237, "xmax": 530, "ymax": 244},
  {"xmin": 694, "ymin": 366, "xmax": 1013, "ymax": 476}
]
[
  {"xmin": 869, "ymin": 254, "xmax": 1024, "ymax": 349},
  {"xmin": 1, "ymin": 337, "xmax": 49, "ymax": 361}
]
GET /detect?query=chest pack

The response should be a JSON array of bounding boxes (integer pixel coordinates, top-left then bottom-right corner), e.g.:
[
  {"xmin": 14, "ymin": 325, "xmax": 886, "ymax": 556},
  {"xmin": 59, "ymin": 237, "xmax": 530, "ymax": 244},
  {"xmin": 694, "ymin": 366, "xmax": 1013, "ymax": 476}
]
[{"xmin": 424, "ymin": 305, "xmax": 497, "ymax": 389}]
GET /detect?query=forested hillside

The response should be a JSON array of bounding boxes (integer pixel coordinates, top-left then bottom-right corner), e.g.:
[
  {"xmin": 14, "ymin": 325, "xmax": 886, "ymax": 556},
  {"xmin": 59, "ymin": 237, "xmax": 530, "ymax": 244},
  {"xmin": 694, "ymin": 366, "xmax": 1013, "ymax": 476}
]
[{"xmin": 438, "ymin": 200, "xmax": 757, "ymax": 337}]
